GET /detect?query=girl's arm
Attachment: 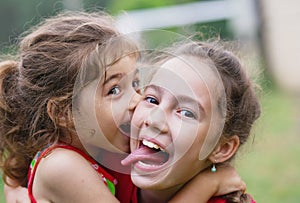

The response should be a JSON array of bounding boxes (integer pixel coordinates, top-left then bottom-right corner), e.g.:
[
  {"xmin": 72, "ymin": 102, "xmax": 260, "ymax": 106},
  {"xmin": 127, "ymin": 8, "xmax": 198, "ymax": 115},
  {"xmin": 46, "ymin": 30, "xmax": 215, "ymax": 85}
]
[
  {"xmin": 33, "ymin": 148, "xmax": 120, "ymax": 203},
  {"xmin": 3, "ymin": 149, "xmax": 121, "ymax": 203},
  {"xmin": 169, "ymin": 164, "xmax": 246, "ymax": 203}
]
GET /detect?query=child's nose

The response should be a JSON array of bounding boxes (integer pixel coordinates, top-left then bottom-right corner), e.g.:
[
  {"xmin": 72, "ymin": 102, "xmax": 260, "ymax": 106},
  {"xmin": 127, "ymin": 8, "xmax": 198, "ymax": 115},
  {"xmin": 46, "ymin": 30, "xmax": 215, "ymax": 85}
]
[{"xmin": 144, "ymin": 107, "xmax": 168, "ymax": 134}]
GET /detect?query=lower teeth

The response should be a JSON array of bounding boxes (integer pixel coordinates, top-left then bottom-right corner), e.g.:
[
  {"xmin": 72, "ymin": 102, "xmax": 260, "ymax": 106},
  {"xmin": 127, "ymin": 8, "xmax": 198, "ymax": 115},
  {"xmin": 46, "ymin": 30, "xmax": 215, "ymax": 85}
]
[{"xmin": 138, "ymin": 161, "xmax": 162, "ymax": 167}]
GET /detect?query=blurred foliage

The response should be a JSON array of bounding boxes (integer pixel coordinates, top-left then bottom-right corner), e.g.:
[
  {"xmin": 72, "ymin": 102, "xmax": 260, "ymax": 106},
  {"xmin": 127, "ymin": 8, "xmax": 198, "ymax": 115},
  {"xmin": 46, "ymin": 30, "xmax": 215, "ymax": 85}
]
[
  {"xmin": 236, "ymin": 86, "xmax": 300, "ymax": 203},
  {"xmin": 192, "ymin": 20, "xmax": 234, "ymax": 40},
  {"xmin": 107, "ymin": 0, "xmax": 234, "ymax": 43},
  {"xmin": 0, "ymin": 0, "xmax": 233, "ymax": 53},
  {"xmin": 0, "ymin": 180, "xmax": 3, "ymax": 202},
  {"xmin": 0, "ymin": 0, "xmax": 64, "ymax": 52},
  {"xmin": 107, "ymin": 0, "xmax": 198, "ymax": 14}
]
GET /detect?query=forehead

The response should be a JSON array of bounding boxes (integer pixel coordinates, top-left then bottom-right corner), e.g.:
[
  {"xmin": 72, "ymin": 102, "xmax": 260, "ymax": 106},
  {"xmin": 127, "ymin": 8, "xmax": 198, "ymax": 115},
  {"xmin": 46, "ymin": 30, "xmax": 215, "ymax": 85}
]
[
  {"xmin": 105, "ymin": 55, "xmax": 137, "ymax": 77},
  {"xmin": 162, "ymin": 56, "xmax": 218, "ymax": 87},
  {"xmin": 150, "ymin": 56, "xmax": 217, "ymax": 102}
]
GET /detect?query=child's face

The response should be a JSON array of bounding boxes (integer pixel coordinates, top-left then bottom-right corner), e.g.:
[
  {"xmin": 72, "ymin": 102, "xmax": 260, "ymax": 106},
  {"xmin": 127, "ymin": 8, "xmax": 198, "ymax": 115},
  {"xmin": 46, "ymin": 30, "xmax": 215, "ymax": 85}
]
[
  {"xmin": 75, "ymin": 55, "xmax": 140, "ymax": 154},
  {"xmin": 125, "ymin": 55, "xmax": 221, "ymax": 189},
  {"xmin": 96, "ymin": 55, "xmax": 141, "ymax": 153}
]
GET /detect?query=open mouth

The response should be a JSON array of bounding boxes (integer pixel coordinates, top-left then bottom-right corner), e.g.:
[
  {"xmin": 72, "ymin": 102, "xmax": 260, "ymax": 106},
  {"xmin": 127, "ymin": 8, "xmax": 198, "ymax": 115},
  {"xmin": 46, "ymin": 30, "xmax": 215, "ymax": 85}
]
[
  {"xmin": 121, "ymin": 138, "xmax": 170, "ymax": 170},
  {"xmin": 138, "ymin": 139, "xmax": 169, "ymax": 166}
]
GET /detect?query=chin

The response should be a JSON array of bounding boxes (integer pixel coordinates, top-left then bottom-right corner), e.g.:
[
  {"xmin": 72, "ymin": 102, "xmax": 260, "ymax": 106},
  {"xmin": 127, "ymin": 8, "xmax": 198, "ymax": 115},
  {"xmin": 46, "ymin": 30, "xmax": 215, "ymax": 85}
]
[{"xmin": 131, "ymin": 170, "xmax": 172, "ymax": 190}]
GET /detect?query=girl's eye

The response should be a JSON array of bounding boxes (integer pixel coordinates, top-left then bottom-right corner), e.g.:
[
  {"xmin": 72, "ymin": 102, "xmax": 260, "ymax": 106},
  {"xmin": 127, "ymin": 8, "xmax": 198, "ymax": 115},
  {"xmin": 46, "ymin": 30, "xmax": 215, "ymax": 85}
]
[
  {"xmin": 178, "ymin": 109, "xmax": 196, "ymax": 119},
  {"xmin": 108, "ymin": 86, "xmax": 121, "ymax": 95},
  {"xmin": 145, "ymin": 96, "xmax": 159, "ymax": 105}
]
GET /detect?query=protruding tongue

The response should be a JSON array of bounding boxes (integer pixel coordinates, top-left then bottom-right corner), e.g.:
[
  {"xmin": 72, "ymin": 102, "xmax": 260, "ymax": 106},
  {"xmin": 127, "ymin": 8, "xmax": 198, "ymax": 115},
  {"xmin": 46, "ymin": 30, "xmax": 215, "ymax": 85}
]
[{"xmin": 121, "ymin": 145, "xmax": 168, "ymax": 166}]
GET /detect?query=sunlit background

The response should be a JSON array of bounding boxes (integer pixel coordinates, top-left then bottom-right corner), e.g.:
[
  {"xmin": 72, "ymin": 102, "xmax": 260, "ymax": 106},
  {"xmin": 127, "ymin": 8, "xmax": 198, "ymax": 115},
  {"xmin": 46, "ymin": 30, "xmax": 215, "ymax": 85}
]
[{"xmin": 0, "ymin": 0, "xmax": 299, "ymax": 202}]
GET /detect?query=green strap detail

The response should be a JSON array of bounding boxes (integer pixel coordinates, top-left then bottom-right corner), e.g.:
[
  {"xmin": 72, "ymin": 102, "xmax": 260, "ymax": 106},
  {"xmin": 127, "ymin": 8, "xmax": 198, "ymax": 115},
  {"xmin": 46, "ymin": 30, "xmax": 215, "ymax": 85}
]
[
  {"xmin": 30, "ymin": 159, "xmax": 36, "ymax": 168},
  {"xmin": 106, "ymin": 179, "xmax": 116, "ymax": 195}
]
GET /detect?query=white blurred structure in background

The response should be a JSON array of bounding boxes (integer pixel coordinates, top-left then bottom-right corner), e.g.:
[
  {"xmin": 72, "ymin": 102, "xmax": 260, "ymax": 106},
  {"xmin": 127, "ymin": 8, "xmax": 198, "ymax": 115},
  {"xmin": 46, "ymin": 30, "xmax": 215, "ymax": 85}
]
[
  {"xmin": 116, "ymin": 0, "xmax": 300, "ymax": 94},
  {"xmin": 116, "ymin": 0, "xmax": 257, "ymax": 38},
  {"xmin": 260, "ymin": 0, "xmax": 300, "ymax": 94}
]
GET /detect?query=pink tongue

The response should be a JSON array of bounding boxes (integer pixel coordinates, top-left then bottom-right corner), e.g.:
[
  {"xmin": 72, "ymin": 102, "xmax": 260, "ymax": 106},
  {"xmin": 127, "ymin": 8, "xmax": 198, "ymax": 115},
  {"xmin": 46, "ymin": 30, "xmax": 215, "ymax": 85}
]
[{"xmin": 121, "ymin": 145, "xmax": 168, "ymax": 166}]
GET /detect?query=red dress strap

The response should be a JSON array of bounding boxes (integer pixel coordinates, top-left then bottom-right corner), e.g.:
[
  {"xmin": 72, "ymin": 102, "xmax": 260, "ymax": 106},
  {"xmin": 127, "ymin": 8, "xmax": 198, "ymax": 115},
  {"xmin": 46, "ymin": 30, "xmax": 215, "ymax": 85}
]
[
  {"xmin": 208, "ymin": 197, "xmax": 227, "ymax": 203},
  {"xmin": 27, "ymin": 144, "xmax": 117, "ymax": 203}
]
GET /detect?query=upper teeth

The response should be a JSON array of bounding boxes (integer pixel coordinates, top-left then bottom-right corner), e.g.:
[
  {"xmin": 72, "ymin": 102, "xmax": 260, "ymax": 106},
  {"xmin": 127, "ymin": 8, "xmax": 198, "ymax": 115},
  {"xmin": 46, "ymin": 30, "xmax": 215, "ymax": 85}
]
[{"xmin": 142, "ymin": 139, "xmax": 165, "ymax": 152}]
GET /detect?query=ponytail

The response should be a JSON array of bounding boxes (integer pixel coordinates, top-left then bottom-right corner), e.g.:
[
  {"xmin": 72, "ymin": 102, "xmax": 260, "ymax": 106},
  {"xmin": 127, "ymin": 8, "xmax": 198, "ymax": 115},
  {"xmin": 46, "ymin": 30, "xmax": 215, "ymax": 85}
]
[
  {"xmin": 0, "ymin": 60, "xmax": 29, "ymax": 186},
  {"xmin": 0, "ymin": 60, "xmax": 18, "ymax": 110}
]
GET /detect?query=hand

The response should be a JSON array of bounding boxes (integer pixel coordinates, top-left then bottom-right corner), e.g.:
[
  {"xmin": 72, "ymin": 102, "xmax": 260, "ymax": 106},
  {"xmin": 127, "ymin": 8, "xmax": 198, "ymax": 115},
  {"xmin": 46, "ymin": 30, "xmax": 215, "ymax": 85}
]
[
  {"xmin": 169, "ymin": 164, "xmax": 246, "ymax": 203},
  {"xmin": 4, "ymin": 184, "xmax": 30, "ymax": 203},
  {"xmin": 210, "ymin": 164, "xmax": 246, "ymax": 196}
]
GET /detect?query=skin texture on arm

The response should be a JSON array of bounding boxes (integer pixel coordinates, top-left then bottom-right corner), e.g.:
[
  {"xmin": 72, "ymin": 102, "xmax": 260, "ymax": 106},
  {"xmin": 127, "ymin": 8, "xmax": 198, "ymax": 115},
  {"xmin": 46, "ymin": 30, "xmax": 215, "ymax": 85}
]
[
  {"xmin": 169, "ymin": 165, "xmax": 246, "ymax": 203},
  {"xmin": 32, "ymin": 148, "xmax": 120, "ymax": 203}
]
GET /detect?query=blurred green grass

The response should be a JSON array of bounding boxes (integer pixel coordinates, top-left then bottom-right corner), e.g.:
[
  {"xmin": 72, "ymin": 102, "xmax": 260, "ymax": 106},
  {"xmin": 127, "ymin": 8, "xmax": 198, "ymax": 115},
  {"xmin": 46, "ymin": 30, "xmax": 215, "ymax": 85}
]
[
  {"xmin": 235, "ymin": 87, "xmax": 300, "ymax": 203},
  {"xmin": 0, "ymin": 179, "xmax": 3, "ymax": 202},
  {"xmin": 0, "ymin": 87, "xmax": 299, "ymax": 202}
]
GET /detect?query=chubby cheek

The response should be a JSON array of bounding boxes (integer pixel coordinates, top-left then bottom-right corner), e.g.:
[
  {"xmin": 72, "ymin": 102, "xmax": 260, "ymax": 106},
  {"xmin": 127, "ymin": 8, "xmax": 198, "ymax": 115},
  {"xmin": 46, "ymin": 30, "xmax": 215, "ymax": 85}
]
[
  {"xmin": 172, "ymin": 124, "xmax": 198, "ymax": 153},
  {"xmin": 172, "ymin": 127, "xmax": 207, "ymax": 173},
  {"xmin": 96, "ymin": 102, "xmax": 119, "ymax": 143},
  {"xmin": 111, "ymin": 99, "xmax": 127, "ymax": 122},
  {"xmin": 172, "ymin": 124, "xmax": 208, "ymax": 168}
]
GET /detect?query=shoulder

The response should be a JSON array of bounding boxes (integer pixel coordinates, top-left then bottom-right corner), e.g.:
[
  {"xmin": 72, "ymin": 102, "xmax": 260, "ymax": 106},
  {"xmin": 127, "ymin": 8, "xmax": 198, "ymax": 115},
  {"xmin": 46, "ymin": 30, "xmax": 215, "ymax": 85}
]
[
  {"xmin": 38, "ymin": 147, "xmax": 83, "ymax": 170},
  {"xmin": 35, "ymin": 147, "xmax": 99, "ymax": 184},
  {"xmin": 33, "ymin": 147, "xmax": 111, "ymax": 202}
]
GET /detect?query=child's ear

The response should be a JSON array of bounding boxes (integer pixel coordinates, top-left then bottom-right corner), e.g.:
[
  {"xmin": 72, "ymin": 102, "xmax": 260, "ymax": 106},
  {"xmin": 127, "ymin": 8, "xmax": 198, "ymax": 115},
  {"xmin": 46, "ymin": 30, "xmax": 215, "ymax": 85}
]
[
  {"xmin": 47, "ymin": 99, "xmax": 68, "ymax": 128},
  {"xmin": 209, "ymin": 135, "xmax": 240, "ymax": 163}
]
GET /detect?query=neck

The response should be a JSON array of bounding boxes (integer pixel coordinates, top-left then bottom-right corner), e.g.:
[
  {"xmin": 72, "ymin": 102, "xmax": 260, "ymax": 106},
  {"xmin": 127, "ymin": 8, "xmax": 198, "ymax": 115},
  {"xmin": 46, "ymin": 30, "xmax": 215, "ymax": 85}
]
[
  {"xmin": 60, "ymin": 130, "xmax": 85, "ymax": 151},
  {"xmin": 139, "ymin": 185, "xmax": 182, "ymax": 203}
]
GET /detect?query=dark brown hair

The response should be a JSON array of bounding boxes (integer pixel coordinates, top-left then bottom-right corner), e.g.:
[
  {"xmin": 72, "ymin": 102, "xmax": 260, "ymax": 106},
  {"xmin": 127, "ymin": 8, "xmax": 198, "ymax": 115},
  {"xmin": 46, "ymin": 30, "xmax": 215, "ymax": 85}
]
[{"xmin": 0, "ymin": 11, "xmax": 137, "ymax": 187}]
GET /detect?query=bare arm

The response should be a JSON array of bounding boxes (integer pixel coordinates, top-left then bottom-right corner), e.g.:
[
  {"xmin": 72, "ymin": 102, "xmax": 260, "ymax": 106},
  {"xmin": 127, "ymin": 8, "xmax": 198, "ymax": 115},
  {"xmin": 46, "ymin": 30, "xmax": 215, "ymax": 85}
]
[
  {"xmin": 169, "ymin": 164, "xmax": 246, "ymax": 203},
  {"xmin": 33, "ymin": 148, "xmax": 120, "ymax": 203}
]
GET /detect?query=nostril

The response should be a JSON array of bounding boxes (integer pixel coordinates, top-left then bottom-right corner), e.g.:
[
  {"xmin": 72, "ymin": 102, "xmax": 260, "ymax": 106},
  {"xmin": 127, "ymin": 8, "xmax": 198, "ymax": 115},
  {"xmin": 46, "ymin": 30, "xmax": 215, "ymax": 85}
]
[{"xmin": 143, "ymin": 119, "xmax": 150, "ymax": 127}]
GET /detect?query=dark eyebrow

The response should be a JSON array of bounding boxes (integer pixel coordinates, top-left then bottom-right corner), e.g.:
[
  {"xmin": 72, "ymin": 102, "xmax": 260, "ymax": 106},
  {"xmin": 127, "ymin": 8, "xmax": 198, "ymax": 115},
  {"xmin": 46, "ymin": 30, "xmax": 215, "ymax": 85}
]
[
  {"xmin": 178, "ymin": 96, "xmax": 206, "ymax": 116},
  {"xmin": 103, "ymin": 73, "xmax": 123, "ymax": 85},
  {"xmin": 103, "ymin": 69, "xmax": 139, "ymax": 85},
  {"xmin": 144, "ymin": 84, "xmax": 163, "ymax": 94}
]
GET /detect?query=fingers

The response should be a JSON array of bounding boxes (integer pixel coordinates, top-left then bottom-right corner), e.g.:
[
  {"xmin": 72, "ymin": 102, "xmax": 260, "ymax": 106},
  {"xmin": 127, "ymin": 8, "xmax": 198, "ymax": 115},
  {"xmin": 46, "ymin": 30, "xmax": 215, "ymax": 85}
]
[
  {"xmin": 240, "ymin": 180, "xmax": 246, "ymax": 193},
  {"xmin": 213, "ymin": 164, "xmax": 247, "ymax": 196}
]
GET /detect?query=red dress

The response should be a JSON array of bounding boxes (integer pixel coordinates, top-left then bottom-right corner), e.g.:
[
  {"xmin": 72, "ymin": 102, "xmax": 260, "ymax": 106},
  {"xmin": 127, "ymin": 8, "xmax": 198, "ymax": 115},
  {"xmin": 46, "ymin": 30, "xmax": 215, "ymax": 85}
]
[
  {"xmin": 27, "ymin": 144, "xmax": 253, "ymax": 203},
  {"xmin": 27, "ymin": 144, "xmax": 120, "ymax": 203},
  {"xmin": 106, "ymin": 168, "xmax": 138, "ymax": 203}
]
